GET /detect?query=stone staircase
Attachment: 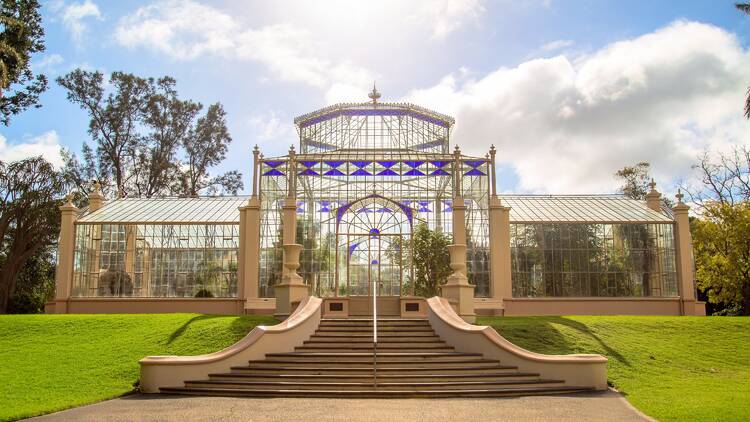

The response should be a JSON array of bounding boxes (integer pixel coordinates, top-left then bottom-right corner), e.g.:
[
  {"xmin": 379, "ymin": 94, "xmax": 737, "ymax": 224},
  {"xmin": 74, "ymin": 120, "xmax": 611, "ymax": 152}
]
[{"xmin": 159, "ymin": 318, "xmax": 595, "ymax": 398}]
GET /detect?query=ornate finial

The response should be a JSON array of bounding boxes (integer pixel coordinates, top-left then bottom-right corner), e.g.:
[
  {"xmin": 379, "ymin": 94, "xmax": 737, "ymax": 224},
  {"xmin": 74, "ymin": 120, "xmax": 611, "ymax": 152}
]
[
  {"xmin": 648, "ymin": 178, "xmax": 657, "ymax": 192},
  {"xmin": 65, "ymin": 192, "xmax": 74, "ymax": 205},
  {"xmin": 91, "ymin": 179, "xmax": 102, "ymax": 194},
  {"xmin": 253, "ymin": 145, "xmax": 260, "ymax": 155},
  {"xmin": 368, "ymin": 82, "xmax": 381, "ymax": 104},
  {"xmin": 675, "ymin": 189, "xmax": 684, "ymax": 204},
  {"xmin": 454, "ymin": 145, "xmax": 461, "ymax": 156}
]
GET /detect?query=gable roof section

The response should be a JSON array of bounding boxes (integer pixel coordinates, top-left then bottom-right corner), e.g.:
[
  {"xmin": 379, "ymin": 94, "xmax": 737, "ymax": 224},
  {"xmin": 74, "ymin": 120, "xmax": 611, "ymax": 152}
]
[
  {"xmin": 498, "ymin": 195, "xmax": 673, "ymax": 224},
  {"xmin": 77, "ymin": 196, "xmax": 249, "ymax": 224}
]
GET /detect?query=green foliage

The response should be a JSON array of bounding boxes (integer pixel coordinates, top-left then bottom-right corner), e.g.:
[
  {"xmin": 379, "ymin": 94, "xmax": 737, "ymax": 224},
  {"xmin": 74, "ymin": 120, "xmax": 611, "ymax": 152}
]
[
  {"xmin": 0, "ymin": 0, "xmax": 47, "ymax": 125},
  {"xmin": 0, "ymin": 157, "xmax": 64, "ymax": 313},
  {"xmin": 615, "ymin": 161, "xmax": 651, "ymax": 200},
  {"xmin": 56, "ymin": 69, "xmax": 242, "ymax": 199},
  {"xmin": 388, "ymin": 223, "xmax": 451, "ymax": 296},
  {"xmin": 0, "ymin": 313, "xmax": 277, "ymax": 421},
  {"xmin": 7, "ymin": 247, "xmax": 54, "ymax": 313},
  {"xmin": 480, "ymin": 316, "xmax": 750, "ymax": 422},
  {"xmin": 692, "ymin": 201, "xmax": 750, "ymax": 315}
]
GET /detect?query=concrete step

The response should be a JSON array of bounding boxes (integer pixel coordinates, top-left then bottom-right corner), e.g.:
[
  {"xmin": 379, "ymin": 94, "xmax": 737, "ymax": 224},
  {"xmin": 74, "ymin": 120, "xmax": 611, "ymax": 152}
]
[
  {"xmin": 263, "ymin": 352, "xmax": 483, "ymax": 363},
  {"xmin": 305, "ymin": 337, "xmax": 443, "ymax": 344},
  {"xmin": 182, "ymin": 379, "xmax": 565, "ymax": 391},
  {"xmin": 296, "ymin": 344, "xmax": 453, "ymax": 351},
  {"xmin": 245, "ymin": 359, "xmax": 500, "ymax": 368},
  {"xmin": 160, "ymin": 386, "xmax": 595, "ymax": 398},
  {"xmin": 314, "ymin": 328, "xmax": 436, "ymax": 333},
  {"xmin": 208, "ymin": 372, "xmax": 543, "ymax": 383},
  {"xmin": 232, "ymin": 364, "xmax": 520, "ymax": 374},
  {"xmin": 312, "ymin": 331, "xmax": 438, "ymax": 338}
]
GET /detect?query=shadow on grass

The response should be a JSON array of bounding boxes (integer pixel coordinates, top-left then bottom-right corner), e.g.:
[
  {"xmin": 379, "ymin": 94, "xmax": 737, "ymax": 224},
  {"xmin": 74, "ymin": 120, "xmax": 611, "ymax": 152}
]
[
  {"xmin": 551, "ymin": 317, "xmax": 630, "ymax": 366},
  {"xmin": 167, "ymin": 315, "xmax": 224, "ymax": 344}
]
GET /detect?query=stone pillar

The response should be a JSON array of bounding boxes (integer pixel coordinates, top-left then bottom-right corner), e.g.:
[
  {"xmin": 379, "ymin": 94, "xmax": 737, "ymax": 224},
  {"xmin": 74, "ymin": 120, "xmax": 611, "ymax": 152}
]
[
  {"xmin": 237, "ymin": 147, "xmax": 263, "ymax": 314},
  {"xmin": 489, "ymin": 196, "xmax": 512, "ymax": 302},
  {"xmin": 53, "ymin": 194, "xmax": 79, "ymax": 313},
  {"xmin": 673, "ymin": 190, "xmax": 697, "ymax": 315},
  {"xmin": 645, "ymin": 179, "xmax": 661, "ymax": 212},
  {"xmin": 275, "ymin": 146, "xmax": 308, "ymax": 319},
  {"xmin": 442, "ymin": 146, "xmax": 475, "ymax": 322},
  {"xmin": 88, "ymin": 180, "xmax": 105, "ymax": 212}
]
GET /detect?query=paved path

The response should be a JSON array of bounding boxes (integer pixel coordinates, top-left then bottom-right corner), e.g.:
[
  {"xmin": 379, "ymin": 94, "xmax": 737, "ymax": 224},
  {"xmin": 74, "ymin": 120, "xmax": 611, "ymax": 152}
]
[{"xmin": 27, "ymin": 390, "xmax": 652, "ymax": 422}]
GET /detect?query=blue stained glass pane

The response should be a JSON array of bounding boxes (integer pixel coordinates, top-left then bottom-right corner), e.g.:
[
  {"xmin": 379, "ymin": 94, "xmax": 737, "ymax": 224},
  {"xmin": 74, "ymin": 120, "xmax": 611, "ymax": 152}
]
[
  {"xmin": 371, "ymin": 259, "xmax": 379, "ymax": 265},
  {"xmin": 264, "ymin": 160, "xmax": 284, "ymax": 168},
  {"xmin": 444, "ymin": 207, "xmax": 453, "ymax": 212},
  {"xmin": 430, "ymin": 169, "xmax": 450, "ymax": 176},
  {"xmin": 443, "ymin": 200, "xmax": 452, "ymax": 206},
  {"xmin": 351, "ymin": 169, "xmax": 372, "ymax": 176},
  {"xmin": 376, "ymin": 169, "xmax": 398, "ymax": 176},
  {"xmin": 352, "ymin": 161, "xmax": 371, "ymax": 168},
  {"xmin": 417, "ymin": 201, "xmax": 429, "ymax": 206},
  {"xmin": 465, "ymin": 168, "xmax": 486, "ymax": 176},
  {"xmin": 324, "ymin": 161, "xmax": 345, "ymax": 168},
  {"xmin": 298, "ymin": 169, "xmax": 319, "ymax": 176},
  {"xmin": 296, "ymin": 208, "xmax": 305, "ymax": 212},
  {"xmin": 319, "ymin": 207, "xmax": 330, "ymax": 212},
  {"xmin": 376, "ymin": 207, "xmax": 393, "ymax": 213},
  {"xmin": 404, "ymin": 160, "xmax": 424, "ymax": 168},
  {"xmin": 357, "ymin": 207, "xmax": 373, "ymax": 213},
  {"xmin": 418, "ymin": 207, "xmax": 431, "ymax": 212},
  {"xmin": 263, "ymin": 169, "xmax": 284, "ymax": 176},
  {"xmin": 323, "ymin": 168, "xmax": 346, "ymax": 176},
  {"xmin": 369, "ymin": 228, "xmax": 380, "ymax": 235},
  {"xmin": 431, "ymin": 161, "xmax": 450, "ymax": 168},
  {"xmin": 320, "ymin": 201, "xmax": 330, "ymax": 206},
  {"xmin": 377, "ymin": 161, "xmax": 397, "ymax": 168},
  {"xmin": 300, "ymin": 161, "xmax": 318, "ymax": 168},
  {"xmin": 403, "ymin": 169, "xmax": 425, "ymax": 176},
  {"xmin": 464, "ymin": 160, "xmax": 485, "ymax": 168},
  {"xmin": 349, "ymin": 242, "xmax": 360, "ymax": 257}
]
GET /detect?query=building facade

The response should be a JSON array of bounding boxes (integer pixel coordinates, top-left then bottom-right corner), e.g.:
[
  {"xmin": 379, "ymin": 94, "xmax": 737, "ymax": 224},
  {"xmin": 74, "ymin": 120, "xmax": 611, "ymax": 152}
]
[{"xmin": 48, "ymin": 91, "xmax": 706, "ymax": 317}]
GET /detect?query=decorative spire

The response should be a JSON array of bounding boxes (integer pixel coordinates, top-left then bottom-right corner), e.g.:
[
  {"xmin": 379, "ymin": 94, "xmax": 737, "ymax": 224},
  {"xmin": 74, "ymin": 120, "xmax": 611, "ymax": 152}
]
[
  {"xmin": 648, "ymin": 178, "xmax": 657, "ymax": 193},
  {"xmin": 675, "ymin": 188, "xmax": 684, "ymax": 204},
  {"xmin": 91, "ymin": 179, "xmax": 102, "ymax": 195},
  {"xmin": 65, "ymin": 192, "xmax": 74, "ymax": 205},
  {"xmin": 368, "ymin": 82, "xmax": 381, "ymax": 104},
  {"xmin": 453, "ymin": 144, "xmax": 461, "ymax": 157},
  {"xmin": 253, "ymin": 144, "xmax": 260, "ymax": 155}
]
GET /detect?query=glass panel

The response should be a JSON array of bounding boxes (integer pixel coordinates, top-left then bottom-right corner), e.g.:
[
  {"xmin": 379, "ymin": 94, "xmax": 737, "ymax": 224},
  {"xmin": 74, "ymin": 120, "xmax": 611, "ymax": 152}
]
[{"xmin": 510, "ymin": 223, "xmax": 678, "ymax": 298}]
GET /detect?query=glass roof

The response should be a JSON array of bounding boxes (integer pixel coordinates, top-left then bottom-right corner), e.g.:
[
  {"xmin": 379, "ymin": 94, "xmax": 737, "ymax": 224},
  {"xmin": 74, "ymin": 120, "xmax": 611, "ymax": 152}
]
[
  {"xmin": 498, "ymin": 195, "xmax": 673, "ymax": 223},
  {"xmin": 77, "ymin": 196, "xmax": 249, "ymax": 224}
]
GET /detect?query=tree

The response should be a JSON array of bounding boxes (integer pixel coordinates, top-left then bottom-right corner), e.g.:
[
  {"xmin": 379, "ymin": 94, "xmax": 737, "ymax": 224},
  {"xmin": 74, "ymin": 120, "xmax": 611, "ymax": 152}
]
[
  {"xmin": 0, "ymin": 0, "xmax": 47, "ymax": 125},
  {"xmin": 615, "ymin": 162, "xmax": 651, "ymax": 200},
  {"xmin": 0, "ymin": 157, "xmax": 64, "ymax": 313},
  {"xmin": 57, "ymin": 70, "xmax": 151, "ymax": 196},
  {"xmin": 8, "ymin": 247, "xmax": 56, "ymax": 313},
  {"xmin": 682, "ymin": 146, "xmax": 750, "ymax": 210},
  {"xmin": 387, "ymin": 223, "xmax": 451, "ymax": 297},
  {"xmin": 692, "ymin": 201, "xmax": 750, "ymax": 315},
  {"xmin": 737, "ymin": 3, "xmax": 750, "ymax": 118},
  {"xmin": 58, "ymin": 69, "xmax": 242, "ymax": 198}
]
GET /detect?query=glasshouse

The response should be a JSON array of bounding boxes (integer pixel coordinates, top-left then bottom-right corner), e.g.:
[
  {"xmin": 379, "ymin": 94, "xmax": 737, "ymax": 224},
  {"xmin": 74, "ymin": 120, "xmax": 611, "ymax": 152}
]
[{"xmin": 48, "ymin": 88, "xmax": 705, "ymax": 317}]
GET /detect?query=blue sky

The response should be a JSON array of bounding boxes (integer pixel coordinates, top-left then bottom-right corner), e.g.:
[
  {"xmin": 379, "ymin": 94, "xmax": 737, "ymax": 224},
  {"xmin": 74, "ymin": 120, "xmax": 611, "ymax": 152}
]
[{"xmin": 2, "ymin": 0, "xmax": 750, "ymax": 195}]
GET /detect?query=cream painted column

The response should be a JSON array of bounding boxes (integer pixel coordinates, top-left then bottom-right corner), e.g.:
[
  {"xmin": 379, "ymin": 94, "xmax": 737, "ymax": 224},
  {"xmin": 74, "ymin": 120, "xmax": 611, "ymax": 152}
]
[
  {"xmin": 441, "ymin": 145, "xmax": 475, "ymax": 322},
  {"xmin": 53, "ymin": 194, "xmax": 79, "ymax": 314},
  {"xmin": 489, "ymin": 197, "xmax": 512, "ymax": 301},
  {"xmin": 645, "ymin": 179, "xmax": 661, "ymax": 212},
  {"xmin": 238, "ymin": 146, "xmax": 262, "ymax": 314},
  {"xmin": 673, "ymin": 190, "xmax": 697, "ymax": 315},
  {"xmin": 275, "ymin": 146, "xmax": 308, "ymax": 319}
]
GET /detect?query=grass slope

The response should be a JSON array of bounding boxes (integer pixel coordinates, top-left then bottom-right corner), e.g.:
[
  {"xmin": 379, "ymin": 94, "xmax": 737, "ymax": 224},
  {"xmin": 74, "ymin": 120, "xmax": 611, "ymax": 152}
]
[
  {"xmin": 0, "ymin": 314, "xmax": 276, "ymax": 421},
  {"xmin": 478, "ymin": 316, "xmax": 750, "ymax": 422}
]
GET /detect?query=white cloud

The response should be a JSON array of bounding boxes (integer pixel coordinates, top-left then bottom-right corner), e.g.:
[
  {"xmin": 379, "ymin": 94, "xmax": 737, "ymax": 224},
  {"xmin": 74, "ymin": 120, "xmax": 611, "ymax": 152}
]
[
  {"xmin": 114, "ymin": 0, "xmax": 373, "ymax": 94},
  {"xmin": 56, "ymin": 0, "xmax": 102, "ymax": 45},
  {"xmin": 0, "ymin": 131, "xmax": 64, "ymax": 168},
  {"xmin": 405, "ymin": 21, "xmax": 750, "ymax": 194},
  {"xmin": 411, "ymin": 0, "xmax": 485, "ymax": 40},
  {"xmin": 31, "ymin": 54, "xmax": 64, "ymax": 74},
  {"xmin": 541, "ymin": 39, "xmax": 574, "ymax": 51},
  {"xmin": 249, "ymin": 111, "xmax": 293, "ymax": 141}
]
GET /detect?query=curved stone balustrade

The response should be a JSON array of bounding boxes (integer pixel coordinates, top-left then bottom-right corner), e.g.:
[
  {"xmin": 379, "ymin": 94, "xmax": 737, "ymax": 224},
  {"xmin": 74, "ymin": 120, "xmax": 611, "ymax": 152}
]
[
  {"xmin": 426, "ymin": 296, "xmax": 608, "ymax": 390},
  {"xmin": 139, "ymin": 296, "xmax": 322, "ymax": 393}
]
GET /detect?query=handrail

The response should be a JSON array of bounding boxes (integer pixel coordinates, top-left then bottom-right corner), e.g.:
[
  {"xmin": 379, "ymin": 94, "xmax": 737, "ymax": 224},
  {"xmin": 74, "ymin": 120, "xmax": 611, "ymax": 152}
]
[{"xmin": 373, "ymin": 274, "xmax": 378, "ymax": 387}]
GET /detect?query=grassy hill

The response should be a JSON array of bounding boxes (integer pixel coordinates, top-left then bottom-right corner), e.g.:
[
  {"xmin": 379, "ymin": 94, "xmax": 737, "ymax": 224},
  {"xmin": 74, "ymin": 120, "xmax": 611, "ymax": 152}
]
[
  {"xmin": 0, "ymin": 314, "xmax": 747, "ymax": 421},
  {"xmin": 0, "ymin": 314, "xmax": 275, "ymax": 421},
  {"xmin": 479, "ymin": 316, "xmax": 750, "ymax": 422}
]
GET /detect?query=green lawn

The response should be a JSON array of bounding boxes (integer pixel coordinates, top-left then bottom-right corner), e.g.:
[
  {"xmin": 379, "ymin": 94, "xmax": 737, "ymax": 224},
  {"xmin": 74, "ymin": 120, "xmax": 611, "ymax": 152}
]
[
  {"xmin": 479, "ymin": 316, "xmax": 750, "ymax": 422},
  {"xmin": 0, "ymin": 314, "xmax": 276, "ymax": 421}
]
